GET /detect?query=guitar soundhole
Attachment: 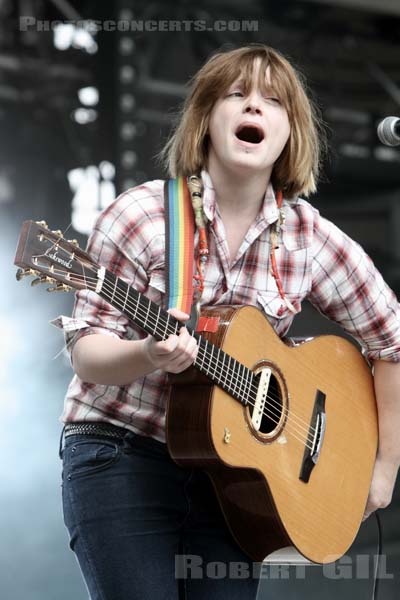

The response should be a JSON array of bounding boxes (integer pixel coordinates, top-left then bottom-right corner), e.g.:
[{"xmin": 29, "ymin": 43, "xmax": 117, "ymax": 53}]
[{"xmin": 246, "ymin": 365, "xmax": 286, "ymax": 440}]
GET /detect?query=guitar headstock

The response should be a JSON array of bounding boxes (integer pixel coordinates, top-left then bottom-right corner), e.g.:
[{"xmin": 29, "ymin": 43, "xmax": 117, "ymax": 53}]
[{"xmin": 14, "ymin": 220, "xmax": 99, "ymax": 293}]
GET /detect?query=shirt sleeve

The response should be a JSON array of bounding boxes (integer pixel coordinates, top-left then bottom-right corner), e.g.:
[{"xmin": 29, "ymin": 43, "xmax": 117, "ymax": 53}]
[
  {"xmin": 52, "ymin": 181, "xmax": 165, "ymax": 355},
  {"xmin": 308, "ymin": 208, "xmax": 400, "ymax": 362}
]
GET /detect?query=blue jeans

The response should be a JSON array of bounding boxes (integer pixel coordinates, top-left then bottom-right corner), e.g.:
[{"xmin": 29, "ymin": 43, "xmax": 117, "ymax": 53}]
[{"xmin": 60, "ymin": 428, "xmax": 260, "ymax": 600}]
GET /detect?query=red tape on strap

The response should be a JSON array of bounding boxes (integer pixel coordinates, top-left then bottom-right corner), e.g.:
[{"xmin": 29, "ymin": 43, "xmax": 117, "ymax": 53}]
[{"xmin": 196, "ymin": 316, "xmax": 220, "ymax": 333}]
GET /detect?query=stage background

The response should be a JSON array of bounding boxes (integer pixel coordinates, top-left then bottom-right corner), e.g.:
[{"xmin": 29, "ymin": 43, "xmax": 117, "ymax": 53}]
[{"xmin": 1, "ymin": 1, "xmax": 400, "ymax": 598}]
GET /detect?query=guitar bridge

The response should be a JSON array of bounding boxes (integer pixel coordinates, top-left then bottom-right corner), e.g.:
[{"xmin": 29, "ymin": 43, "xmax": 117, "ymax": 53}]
[{"xmin": 299, "ymin": 390, "xmax": 326, "ymax": 483}]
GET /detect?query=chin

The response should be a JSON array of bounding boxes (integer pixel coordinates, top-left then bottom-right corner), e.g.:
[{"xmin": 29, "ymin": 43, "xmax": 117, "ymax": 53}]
[{"xmin": 229, "ymin": 157, "xmax": 268, "ymax": 174}]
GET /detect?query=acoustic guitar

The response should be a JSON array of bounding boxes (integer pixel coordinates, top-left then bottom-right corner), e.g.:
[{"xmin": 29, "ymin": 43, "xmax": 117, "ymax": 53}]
[{"xmin": 14, "ymin": 220, "xmax": 378, "ymax": 564}]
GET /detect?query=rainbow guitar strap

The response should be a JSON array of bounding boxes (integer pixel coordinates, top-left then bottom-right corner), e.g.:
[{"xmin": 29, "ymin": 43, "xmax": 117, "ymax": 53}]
[
  {"xmin": 164, "ymin": 176, "xmax": 196, "ymax": 317},
  {"xmin": 164, "ymin": 176, "xmax": 219, "ymax": 334}
]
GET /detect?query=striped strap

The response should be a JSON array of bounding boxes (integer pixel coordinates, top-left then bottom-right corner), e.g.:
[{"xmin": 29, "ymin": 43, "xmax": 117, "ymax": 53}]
[{"xmin": 164, "ymin": 177, "xmax": 195, "ymax": 315}]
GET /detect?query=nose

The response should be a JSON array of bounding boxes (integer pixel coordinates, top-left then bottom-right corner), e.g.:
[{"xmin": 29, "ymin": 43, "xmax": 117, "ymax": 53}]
[{"xmin": 243, "ymin": 90, "xmax": 262, "ymax": 115}]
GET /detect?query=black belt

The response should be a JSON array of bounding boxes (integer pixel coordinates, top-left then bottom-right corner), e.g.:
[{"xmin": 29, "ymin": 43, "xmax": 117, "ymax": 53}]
[{"xmin": 64, "ymin": 422, "xmax": 128, "ymax": 440}]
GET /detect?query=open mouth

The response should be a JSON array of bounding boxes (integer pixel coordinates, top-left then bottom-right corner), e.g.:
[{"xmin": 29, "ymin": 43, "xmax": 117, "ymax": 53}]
[{"xmin": 235, "ymin": 124, "xmax": 264, "ymax": 144}]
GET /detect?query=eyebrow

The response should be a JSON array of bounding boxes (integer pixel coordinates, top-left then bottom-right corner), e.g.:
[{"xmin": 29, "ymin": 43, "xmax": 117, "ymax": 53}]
[{"xmin": 228, "ymin": 79, "xmax": 245, "ymax": 89}]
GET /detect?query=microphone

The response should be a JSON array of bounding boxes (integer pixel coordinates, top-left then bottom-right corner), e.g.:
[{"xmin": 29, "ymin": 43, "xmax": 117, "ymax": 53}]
[{"xmin": 377, "ymin": 116, "xmax": 400, "ymax": 147}]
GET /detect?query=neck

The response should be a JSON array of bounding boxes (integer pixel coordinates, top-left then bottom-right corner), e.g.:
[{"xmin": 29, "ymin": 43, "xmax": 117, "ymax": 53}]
[{"xmin": 207, "ymin": 160, "xmax": 272, "ymax": 220}]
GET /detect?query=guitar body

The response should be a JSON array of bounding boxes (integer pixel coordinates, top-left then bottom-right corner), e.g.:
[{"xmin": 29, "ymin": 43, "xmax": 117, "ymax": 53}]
[{"xmin": 166, "ymin": 305, "xmax": 378, "ymax": 564}]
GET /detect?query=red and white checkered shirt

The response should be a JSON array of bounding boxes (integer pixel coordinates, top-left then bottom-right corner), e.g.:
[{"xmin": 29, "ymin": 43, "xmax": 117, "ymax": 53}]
[{"xmin": 54, "ymin": 170, "xmax": 400, "ymax": 442}]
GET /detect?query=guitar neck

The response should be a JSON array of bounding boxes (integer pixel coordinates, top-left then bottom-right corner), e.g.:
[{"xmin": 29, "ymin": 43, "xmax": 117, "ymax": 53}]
[{"xmin": 98, "ymin": 269, "xmax": 254, "ymax": 406}]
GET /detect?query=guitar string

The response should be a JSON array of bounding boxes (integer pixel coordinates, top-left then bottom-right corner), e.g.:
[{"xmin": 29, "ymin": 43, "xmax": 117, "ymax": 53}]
[
  {"xmin": 62, "ymin": 268, "xmax": 318, "ymax": 449},
  {"xmin": 35, "ymin": 238, "xmax": 295, "ymax": 431},
  {"xmin": 49, "ymin": 251, "xmax": 317, "ymax": 447},
  {"xmin": 34, "ymin": 235, "xmax": 317, "ymax": 445},
  {"xmin": 35, "ymin": 235, "xmax": 316, "ymax": 450},
  {"xmin": 33, "ymin": 235, "xmax": 316, "ymax": 450}
]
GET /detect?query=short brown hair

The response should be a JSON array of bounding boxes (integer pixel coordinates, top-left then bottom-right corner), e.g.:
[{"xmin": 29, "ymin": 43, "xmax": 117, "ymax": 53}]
[{"xmin": 160, "ymin": 44, "xmax": 325, "ymax": 197}]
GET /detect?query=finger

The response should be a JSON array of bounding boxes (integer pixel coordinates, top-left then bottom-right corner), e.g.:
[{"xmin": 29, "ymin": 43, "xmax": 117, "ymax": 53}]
[
  {"xmin": 154, "ymin": 331, "xmax": 195, "ymax": 365},
  {"xmin": 165, "ymin": 338, "xmax": 198, "ymax": 371},
  {"xmin": 177, "ymin": 329, "xmax": 198, "ymax": 356},
  {"xmin": 167, "ymin": 308, "xmax": 190, "ymax": 322},
  {"xmin": 164, "ymin": 345, "xmax": 194, "ymax": 367},
  {"xmin": 153, "ymin": 335, "xmax": 179, "ymax": 356},
  {"xmin": 362, "ymin": 512, "xmax": 372, "ymax": 522},
  {"xmin": 187, "ymin": 335, "xmax": 199, "ymax": 359},
  {"xmin": 167, "ymin": 354, "xmax": 197, "ymax": 373}
]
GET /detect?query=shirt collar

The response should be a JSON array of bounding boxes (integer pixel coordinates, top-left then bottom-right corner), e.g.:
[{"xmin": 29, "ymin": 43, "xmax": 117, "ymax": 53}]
[{"xmin": 200, "ymin": 169, "xmax": 280, "ymax": 225}]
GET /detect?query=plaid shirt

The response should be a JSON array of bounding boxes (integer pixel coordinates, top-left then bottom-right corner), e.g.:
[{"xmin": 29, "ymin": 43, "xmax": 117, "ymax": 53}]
[{"xmin": 54, "ymin": 170, "xmax": 400, "ymax": 442}]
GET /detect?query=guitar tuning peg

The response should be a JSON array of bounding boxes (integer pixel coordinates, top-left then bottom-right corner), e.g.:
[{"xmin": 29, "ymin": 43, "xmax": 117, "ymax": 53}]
[
  {"xmin": 31, "ymin": 275, "xmax": 56, "ymax": 287},
  {"xmin": 47, "ymin": 283, "xmax": 72, "ymax": 293},
  {"xmin": 16, "ymin": 268, "xmax": 39, "ymax": 281},
  {"xmin": 35, "ymin": 220, "xmax": 48, "ymax": 229},
  {"xmin": 68, "ymin": 239, "xmax": 79, "ymax": 247},
  {"xmin": 52, "ymin": 230, "xmax": 64, "ymax": 238}
]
